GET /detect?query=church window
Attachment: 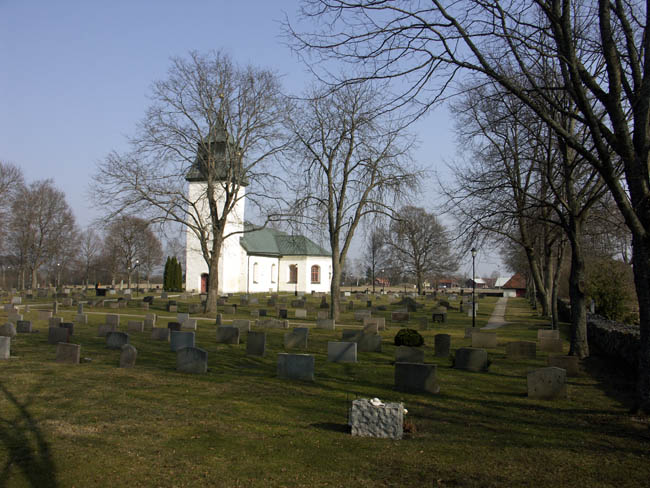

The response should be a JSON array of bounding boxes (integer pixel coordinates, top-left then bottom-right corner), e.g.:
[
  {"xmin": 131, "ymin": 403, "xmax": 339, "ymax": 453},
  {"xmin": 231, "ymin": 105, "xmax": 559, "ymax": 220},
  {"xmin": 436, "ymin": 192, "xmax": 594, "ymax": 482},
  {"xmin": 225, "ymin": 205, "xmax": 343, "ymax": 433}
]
[
  {"xmin": 311, "ymin": 265, "xmax": 320, "ymax": 284},
  {"xmin": 253, "ymin": 262, "xmax": 259, "ymax": 283},
  {"xmin": 289, "ymin": 264, "xmax": 298, "ymax": 284},
  {"xmin": 328, "ymin": 265, "xmax": 332, "ymax": 282},
  {"xmin": 271, "ymin": 263, "xmax": 276, "ymax": 283}
]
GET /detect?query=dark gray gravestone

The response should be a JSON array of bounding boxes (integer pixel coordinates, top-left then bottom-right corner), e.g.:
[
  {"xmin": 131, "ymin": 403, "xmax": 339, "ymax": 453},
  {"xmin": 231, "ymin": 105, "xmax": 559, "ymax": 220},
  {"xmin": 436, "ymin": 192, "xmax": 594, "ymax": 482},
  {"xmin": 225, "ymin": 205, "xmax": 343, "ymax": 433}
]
[
  {"xmin": 106, "ymin": 332, "xmax": 129, "ymax": 349},
  {"xmin": 60, "ymin": 322, "xmax": 74, "ymax": 336},
  {"xmin": 327, "ymin": 341, "xmax": 357, "ymax": 362},
  {"xmin": 119, "ymin": 344, "xmax": 137, "ymax": 368},
  {"xmin": 278, "ymin": 309, "xmax": 288, "ymax": 319},
  {"xmin": 216, "ymin": 326, "xmax": 240, "ymax": 344},
  {"xmin": 215, "ymin": 314, "xmax": 222, "ymax": 325},
  {"xmin": 151, "ymin": 327, "xmax": 171, "ymax": 341},
  {"xmin": 547, "ymin": 355, "xmax": 579, "ymax": 376},
  {"xmin": 127, "ymin": 320, "xmax": 144, "ymax": 333},
  {"xmin": 170, "ymin": 331, "xmax": 195, "ymax": 352},
  {"xmin": 105, "ymin": 314, "xmax": 120, "ymax": 327},
  {"xmin": 16, "ymin": 320, "xmax": 32, "ymax": 333},
  {"xmin": 0, "ymin": 337, "xmax": 10, "ymax": 359},
  {"xmin": 395, "ymin": 346, "xmax": 424, "ymax": 363},
  {"xmin": 395, "ymin": 362, "xmax": 439, "ymax": 394},
  {"xmin": 0, "ymin": 323, "xmax": 17, "ymax": 338},
  {"xmin": 454, "ymin": 347, "xmax": 488, "ymax": 372},
  {"xmin": 283, "ymin": 327, "xmax": 308, "ymax": 349},
  {"xmin": 246, "ymin": 331, "xmax": 266, "ymax": 356},
  {"xmin": 258, "ymin": 309, "xmax": 267, "ymax": 317},
  {"xmin": 48, "ymin": 327, "xmax": 69, "ymax": 344},
  {"xmin": 97, "ymin": 324, "xmax": 116, "ymax": 337},
  {"xmin": 277, "ymin": 353, "xmax": 314, "ymax": 381},
  {"xmin": 505, "ymin": 341, "xmax": 536, "ymax": 359},
  {"xmin": 56, "ymin": 343, "xmax": 80, "ymax": 364},
  {"xmin": 48, "ymin": 317, "xmax": 62, "ymax": 328},
  {"xmin": 177, "ymin": 347, "xmax": 208, "ymax": 374},
  {"xmin": 527, "ymin": 367, "xmax": 567, "ymax": 399},
  {"xmin": 358, "ymin": 333, "xmax": 382, "ymax": 353},
  {"xmin": 434, "ymin": 334, "xmax": 451, "ymax": 357},
  {"xmin": 167, "ymin": 322, "xmax": 182, "ymax": 332}
]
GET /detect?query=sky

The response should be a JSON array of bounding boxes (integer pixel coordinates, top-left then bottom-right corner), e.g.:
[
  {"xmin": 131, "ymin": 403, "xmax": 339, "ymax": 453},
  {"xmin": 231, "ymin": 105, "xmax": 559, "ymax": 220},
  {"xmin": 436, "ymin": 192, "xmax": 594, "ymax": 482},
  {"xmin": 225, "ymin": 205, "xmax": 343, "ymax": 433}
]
[{"xmin": 0, "ymin": 0, "xmax": 503, "ymax": 277}]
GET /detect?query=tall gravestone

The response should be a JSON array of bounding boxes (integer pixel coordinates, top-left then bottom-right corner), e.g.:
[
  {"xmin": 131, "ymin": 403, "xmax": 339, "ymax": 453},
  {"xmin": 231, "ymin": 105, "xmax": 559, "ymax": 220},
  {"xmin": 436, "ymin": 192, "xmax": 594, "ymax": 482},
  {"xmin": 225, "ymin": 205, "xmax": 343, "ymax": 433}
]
[
  {"xmin": 177, "ymin": 347, "xmax": 208, "ymax": 374},
  {"xmin": 246, "ymin": 331, "xmax": 266, "ymax": 356}
]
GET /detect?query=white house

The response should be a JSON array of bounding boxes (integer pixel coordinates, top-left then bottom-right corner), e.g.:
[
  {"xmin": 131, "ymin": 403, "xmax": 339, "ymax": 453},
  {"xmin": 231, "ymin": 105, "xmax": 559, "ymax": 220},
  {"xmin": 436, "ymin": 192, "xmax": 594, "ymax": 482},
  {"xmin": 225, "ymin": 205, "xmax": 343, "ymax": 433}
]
[{"xmin": 184, "ymin": 120, "xmax": 331, "ymax": 295}]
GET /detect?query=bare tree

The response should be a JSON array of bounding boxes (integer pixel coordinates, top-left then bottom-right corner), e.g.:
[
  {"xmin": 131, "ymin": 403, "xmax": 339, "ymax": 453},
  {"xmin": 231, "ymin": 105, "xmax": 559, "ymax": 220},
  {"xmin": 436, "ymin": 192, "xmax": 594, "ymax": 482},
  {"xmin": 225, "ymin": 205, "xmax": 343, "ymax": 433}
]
[
  {"xmin": 78, "ymin": 227, "xmax": 102, "ymax": 288},
  {"xmin": 92, "ymin": 50, "xmax": 287, "ymax": 312},
  {"xmin": 288, "ymin": 0, "xmax": 650, "ymax": 411},
  {"xmin": 384, "ymin": 206, "xmax": 458, "ymax": 295},
  {"xmin": 283, "ymin": 83, "xmax": 420, "ymax": 319},
  {"xmin": 6, "ymin": 180, "xmax": 77, "ymax": 289},
  {"xmin": 363, "ymin": 224, "xmax": 388, "ymax": 293}
]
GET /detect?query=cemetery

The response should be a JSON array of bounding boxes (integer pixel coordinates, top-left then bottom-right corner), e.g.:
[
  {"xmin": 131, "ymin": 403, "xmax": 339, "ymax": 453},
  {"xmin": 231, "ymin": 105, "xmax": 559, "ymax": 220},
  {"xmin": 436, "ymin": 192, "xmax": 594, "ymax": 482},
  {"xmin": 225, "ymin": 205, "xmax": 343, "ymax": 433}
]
[{"xmin": 0, "ymin": 290, "xmax": 648, "ymax": 487}]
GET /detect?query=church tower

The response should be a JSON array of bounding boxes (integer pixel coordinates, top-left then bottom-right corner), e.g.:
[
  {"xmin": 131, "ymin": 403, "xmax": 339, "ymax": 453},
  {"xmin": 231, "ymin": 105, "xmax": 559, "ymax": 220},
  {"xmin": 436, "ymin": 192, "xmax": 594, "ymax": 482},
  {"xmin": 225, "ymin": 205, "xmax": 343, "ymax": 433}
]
[{"xmin": 184, "ymin": 118, "xmax": 247, "ymax": 294}]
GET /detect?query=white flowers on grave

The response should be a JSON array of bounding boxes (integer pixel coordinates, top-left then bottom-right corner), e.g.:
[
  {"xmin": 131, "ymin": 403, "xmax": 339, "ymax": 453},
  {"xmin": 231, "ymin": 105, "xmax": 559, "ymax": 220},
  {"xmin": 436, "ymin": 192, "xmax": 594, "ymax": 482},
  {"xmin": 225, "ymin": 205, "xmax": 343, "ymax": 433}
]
[{"xmin": 369, "ymin": 397, "xmax": 385, "ymax": 407}]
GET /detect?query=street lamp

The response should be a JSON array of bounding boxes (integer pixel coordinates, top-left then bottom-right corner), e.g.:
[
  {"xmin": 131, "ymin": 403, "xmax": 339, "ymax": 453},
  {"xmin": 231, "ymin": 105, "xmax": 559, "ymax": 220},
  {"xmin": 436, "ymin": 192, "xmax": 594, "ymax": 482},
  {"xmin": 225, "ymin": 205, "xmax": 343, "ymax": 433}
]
[
  {"xmin": 135, "ymin": 259, "xmax": 140, "ymax": 297},
  {"xmin": 294, "ymin": 264, "xmax": 298, "ymax": 296},
  {"xmin": 471, "ymin": 248, "xmax": 477, "ymax": 328},
  {"xmin": 56, "ymin": 263, "xmax": 61, "ymax": 289}
]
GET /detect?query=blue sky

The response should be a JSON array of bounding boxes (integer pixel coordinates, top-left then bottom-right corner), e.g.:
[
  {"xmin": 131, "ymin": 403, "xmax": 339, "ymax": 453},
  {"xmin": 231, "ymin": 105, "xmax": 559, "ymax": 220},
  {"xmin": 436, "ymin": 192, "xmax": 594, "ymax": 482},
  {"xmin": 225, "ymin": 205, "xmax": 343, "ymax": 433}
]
[{"xmin": 0, "ymin": 0, "xmax": 501, "ymax": 276}]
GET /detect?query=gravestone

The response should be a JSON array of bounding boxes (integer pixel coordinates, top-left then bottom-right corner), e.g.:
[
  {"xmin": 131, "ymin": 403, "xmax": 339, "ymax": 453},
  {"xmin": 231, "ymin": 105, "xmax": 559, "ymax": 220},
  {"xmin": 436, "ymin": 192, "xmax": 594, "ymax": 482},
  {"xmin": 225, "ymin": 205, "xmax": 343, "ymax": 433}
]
[
  {"xmin": 216, "ymin": 326, "xmax": 240, "ymax": 344},
  {"xmin": 537, "ymin": 329, "xmax": 560, "ymax": 340},
  {"xmin": 418, "ymin": 317, "xmax": 429, "ymax": 331},
  {"xmin": 327, "ymin": 341, "xmax": 357, "ymax": 362},
  {"xmin": 168, "ymin": 305, "xmax": 178, "ymax": 313},
  {"xmin": 349, "ymin": 399, "xmax": 403, "ymax": 440},
  {"xmin": 188, "ymin": 303, "xmax": 201, "ymax": 314},
  {"xmin": 108, "ymin": 302, "xmax": 119, "ymax": 309},
  {"xmin": 161, "ymin": 292, "xmax": 168, "ymax": 299},
  {"xmin": 151, "ymin": 327, "xmax": 171, "ymax": 341},
  {"xmin": 506, "ymin": 341, "xmax": 537, "ymax": 359},
  {"xmin": 56, "ymin": 343, "xmax": 80, "ymax": 364},
  {"xmin": 363, "ymin": 321, "xmax": 379, "ymax": 334},
  {"xmin": 316, "ymin": 318, "xmax": 335, "ymax": 330},
  {"xmin": 357, "ymin": 333, "xmax": 382, "ymax": 353},
  {"xmin": 181, "ymin": 318, "xmax": 197, "ymax": 330},
  {"xmin": 0, "ymin": 337, "xmax": 9, "ymax": 360},
  {"xmin": 341, "ymin": 329, "xmax": 362, "ymax": 342},
  {"xmin": 391, "ymin": 311, "xmax": 409, "ymax": 322},
  {"xmin": 223, "ymin": 306, "xmax": 236, "ymax": 314},
  {"xmin": 432, "ymin": 308, "xmax": 447, "ymax": 323},
  {"xmin": 215, "ymin": 314, "xmax": 222, "ymax": 326},
  {"xmin": 454, "ymin": 347, "xmax": 488, "ymax": 372},
  {"xmin": 75, "ymin": 314, "xmax": 88, "ymax": 324},
  {"xmin": 170, "ymin": 331, "xmax": 195, "ymax": 352},
  {"xmin": 106, "ymin": 314, "xmax": 120, "ymax": 327},
  {"xmin": 527, "ymin": 367, "xmax": 567, "ymax": 399},
  {"xmin": 60, "ymin": 322, "xmax": 74, "ymax": 336},
  {"xmin": 246, "ymin": 331, "xmax": 266, "ymax": 356},
  {"xmin": 119, "ymin": 344, "xmax": 137, "ymax": 368},
  {"xmin": 11, "ymin": 296, "xmax": 21, "ymax": 305},
  {"xmin": 145, "ymin": 313, "xmax": 156, "ymax": 325},
  {"xmin": 547, "ymin": 355, "xmax": 580, "ymax": 376},
  {"xmin": 283, "ymin": 327, "xmax": 308, "ymax": 349},
  {"xmin": 232, "ymin": 319, "xmax": 251, "ymax": 333},
  {"xmin": 8, "ymin": 313, "xmax": 22, "ymax": 324},
  {"xmin": 3, "ymin": 304, "xmax": 16, "ymax": 312},
  {"xmin": 395, "ymin": 345, "xmax": 424, "ymax": 363},
  {"xmin": 278, "ymin": 309, "xmax": 288, "ymax": 319},
  {"xmin": 52, "ymin": 302, "xmax": 59, "ymax": 314},
  {"xmin": 48, "ymin": 317, "xmax": 62, "ymax": 328},
  {"xmin": 0, "ymin": 323, "xmax": 17, "ymax": 338},
  {"xmin": 249, "ymin": 297, "xmax": 259, "ymax": 305},
  {"xmin": 177, "ymin": 347, "xmax": 208, "ymax": 374},
  {"xmin": 277, "ymin": 353, "xmax": 314, "ymax": 381},
  {"xmin": 395, "ymin": 362, "xmax": 439, "ymax": 394},
  {"xmin": 290, "ymin": 299, "xmax": 305, "ymax": 308},
  {"xmin": 471, "ymin": 331, "xmax": 497, "ymax": 348},
  {"xmin": 434, "ymin": 334, "xmax": 451, "ymax": 357},
  {"xmin": 317, "ymin": 310, "xmax": 328, "ymax": 320},
  {"xmin": 16, "ymin": 320, "xmax": 32, "ymax": 333},
  {"xmin": 250, "ymin": 310, "xmax": 259, "ymax": 318},
  {"xmin": 320, "ymin": 296, "xmax": 329, "ymax": 309},
  {"xmin": 177, "ymin": 312, "xmax": 190, "ymax": 323},
  {"xmin": 97, "ymin": 324, "xmax": 117, "ymax": 337},
  {"xmin": 128, "ymin": 320, "xmax": 144, "ymax": 333},
  {"xmin": 256, "ymin": 318, "xmax": 289, "ymax": 329},
  {"xmin": 294, "ymin": 309, "xmax": 307, "ymax": 319},
  {"xmin": 464, "ymin": 327, "xmax": 475, "ymax": 339},
  {"xmin": 539, "ymin": 337, "xmax": 564, "ymax": 353},
  {"xmin": 167, "ymin": 322, "xmax": 182, "ymax": 332},
  {"xmin": 106, "ymin": 331, "xmax": 129, "ymax": 349},
  {"xmin": 38, "ymin": 310, "xmax": 52, "ymax": 321},
  {"xmin": 354, "ymin": 310, "xmax": 371, "ymax": 321},
  {"xmin": 363, "ymin": 317, "xmax": 385, "ymax": 331},
  {"xmin": 48, "ymin": 327, "xmax": 68, "ymax": 344},
  {"xmin": 258, "ymin": 309, "xmax": 267, "ymax": 317}
]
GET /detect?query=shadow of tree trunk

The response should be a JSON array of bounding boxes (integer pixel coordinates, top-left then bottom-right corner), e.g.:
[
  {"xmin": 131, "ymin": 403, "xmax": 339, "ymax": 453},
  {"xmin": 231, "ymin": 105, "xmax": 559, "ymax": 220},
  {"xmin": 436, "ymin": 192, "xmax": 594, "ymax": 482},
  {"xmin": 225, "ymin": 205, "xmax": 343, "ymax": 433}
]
[{"xmin": 0, "ymin": 381, "xmax": 58, "ymax": 488}]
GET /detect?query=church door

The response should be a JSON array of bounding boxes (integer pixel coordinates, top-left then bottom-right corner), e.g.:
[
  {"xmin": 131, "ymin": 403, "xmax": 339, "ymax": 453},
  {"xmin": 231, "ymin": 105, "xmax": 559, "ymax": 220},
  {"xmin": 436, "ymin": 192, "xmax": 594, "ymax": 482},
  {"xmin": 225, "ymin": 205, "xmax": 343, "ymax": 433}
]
[{"xmin": 201, "ymin": 273, "xmax": 209, "ymax": 293}]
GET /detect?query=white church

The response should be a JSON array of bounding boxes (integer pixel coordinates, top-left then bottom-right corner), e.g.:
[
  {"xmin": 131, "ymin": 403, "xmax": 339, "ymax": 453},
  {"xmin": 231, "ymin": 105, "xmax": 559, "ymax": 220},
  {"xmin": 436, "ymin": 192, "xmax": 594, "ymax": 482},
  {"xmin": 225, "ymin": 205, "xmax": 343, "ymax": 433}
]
[{"xmin": 184, "ymin": 122, "xmax": 332, "ymax": 295}]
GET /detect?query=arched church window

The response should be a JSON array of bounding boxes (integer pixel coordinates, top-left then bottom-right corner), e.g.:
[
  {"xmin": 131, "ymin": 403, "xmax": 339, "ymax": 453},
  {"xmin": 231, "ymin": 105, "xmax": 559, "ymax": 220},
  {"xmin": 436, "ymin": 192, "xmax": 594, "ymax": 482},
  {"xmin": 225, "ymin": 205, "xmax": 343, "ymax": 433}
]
[
  {"xmin": 253, "ymin": 262, "xmax": 259, "ymax": 283},
  {"xmin": 311, "ymin": 265, "xmax": 320, "ymax": 284},
  {"xmin": 289, "ymin": 264, "xmax": 298, "ymax": 284},
  {"xmin": 271, "ymin": 263, "xmax": 276, "ymax": 283}
]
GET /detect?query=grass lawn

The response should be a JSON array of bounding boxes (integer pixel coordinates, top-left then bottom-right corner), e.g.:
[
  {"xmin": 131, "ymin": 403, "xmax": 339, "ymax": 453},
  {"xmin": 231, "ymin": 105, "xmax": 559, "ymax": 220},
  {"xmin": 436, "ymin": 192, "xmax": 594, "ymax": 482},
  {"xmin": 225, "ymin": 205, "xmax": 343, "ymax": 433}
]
[{"xmin": 1, "ymin": 294, "xmax": 648, "ymax": 487}]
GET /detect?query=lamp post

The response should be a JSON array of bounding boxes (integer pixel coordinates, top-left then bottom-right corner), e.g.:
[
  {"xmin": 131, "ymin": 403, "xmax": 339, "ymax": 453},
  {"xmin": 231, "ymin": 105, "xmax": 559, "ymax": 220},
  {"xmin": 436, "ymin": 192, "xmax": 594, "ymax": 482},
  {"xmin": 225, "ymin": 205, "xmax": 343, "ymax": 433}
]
[
  {"xmin": 471, "ymin": 248, "xmax": 477, "ymax": 328},
  {"xmin": 294, "ymin": 264, "xmax": 298, "ymax": 296},
  {"xmin": 135, "ymin": 259, "xmax": 140, "ymax": 297},
  {"xmin": 56, "ymin": 263, "xmax": 61, "ymax": 289}
]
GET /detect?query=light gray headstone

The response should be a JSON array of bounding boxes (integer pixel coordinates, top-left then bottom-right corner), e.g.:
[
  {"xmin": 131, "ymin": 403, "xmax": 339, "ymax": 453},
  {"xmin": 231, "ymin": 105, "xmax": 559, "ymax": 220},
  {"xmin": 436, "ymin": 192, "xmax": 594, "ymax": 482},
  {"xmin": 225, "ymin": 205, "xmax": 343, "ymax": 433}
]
[
  {"xmin": 106, "ymin": 331, "xmax": 129, "ymax": 349},
  {"xmin": 170, "ymin": 331, "xmax": 195, "ymax": 352},
  {"xmin": 145, "ymin": 313, "xmax": 156, "ymax": 324},
  {"xmin": 176, "ymin": 347, "xmax": 208, "ymax": 374},
  {"xmin": 454, "ymin": 347, "xmax": 488, "ymax": 372},
  {"xmin": 256, "ymin": 318, "xmax": 289, "ymax": 329},
  {"xmin": 127, "ymin": 320, "xmax": 144, "ymax": 333},
  {"xmin": 317, "ymin": 310, "xmax": 328, "ymax": 320},
  {"xmin": 120, "ymin": 344, "xmax": 137, "ymax": 368},
  {"xmin": 48, "ymin": 327, "xmax": 68, "ymax": 344},
  {"xmin": 363, "ymin": 322, "xmax": 379, "ymax": 334},
  {"xmin": 294, "ymin": 309, "xmax": 307, "ymax": 319},
  {"xmin": 327, "ymin": 341, "xmax": 357, "ymax": 362},
  {"xmin": 246, "ymin": 331, "xmax": 266, "ymax": 356},
  {"xmin": 216, "ymin": 326, "xmax": 240, "ymax": 344},
  {"xmin": 0, "ymin": 337, "xmax": 9, "ymax": 359},
  {"xmin": 349, "ymin": 399, "xmax": 403, "ymax": 440},
  {"xmin": 277, "ymin": 353, "xmax": 314, "ymax": 381},
  {"xmin": 97, "ymin": 324, "xmax": 117, "ymax": 337},
  {"xmin": 11, "ymin": 296, "xmax": 21, "ymax": 305},
  {"xmin": 434, "ymin": 334, "xmax": 451, "ymax": 357},
  {"xmin": 354, "ymin": 310, "xmax": 371, "ymax": 321},
  {"xmin": 105, "ymin": 314, "xmax": 120, "ymax": 327},
  {"xmin": 506, "ymin": 341, "xmax": 537, "ymax": 359},
  {"xmin": 151, "ymin": 327, "xmax": 171, "ymax": 341},
  {"xmin": 471, "ymin": 331, "xmax": 497, "ymax": 348},
  {"xmin": 395, "ymin": 362, "xmax": 439, "ymax": 394},
  {"xmin": 357, "ymin": 333, "xmax": 382, "ymax": 353},
  {"xmin": 56, "ymin": 342, "xmax": 80, "ymax": 364},
  {"xmin": 232, "ymin": 319, "xmax": 251, "ymax": 333},
  {"xmin": 0, "ymin": 323, "xmax": 17, "ymax": 338},
  {"xmin": 547, "ymin": 355, "xmax": 579, "ymax": 376},
  {"xmin": 539, "ymin": 337, "xmax": 564, "ymax": 353},
  {"xmin": 527, "ymin": 367, "xmax": 567, "ymax": 399},
  {"xmin": 316, "ymin": 318, "xmax": 335, "ymax": 330},
  {"xmin": 38, "ymin": 310, "xmax": 53, "ymax": 320},
  {"xmin": 283, "ymin": 327, "xmax": 308, "ymax": 349},
  {"xmin": 181, "ymin": 318, "xmax": 197, "ymax": 330},
  {"xmin": 177, "ymin": 312, "xmax": 190, "ymax": 323},
  {"xmin": 395, "ymin": 346, "xmax": 424, "ymax": 363}
]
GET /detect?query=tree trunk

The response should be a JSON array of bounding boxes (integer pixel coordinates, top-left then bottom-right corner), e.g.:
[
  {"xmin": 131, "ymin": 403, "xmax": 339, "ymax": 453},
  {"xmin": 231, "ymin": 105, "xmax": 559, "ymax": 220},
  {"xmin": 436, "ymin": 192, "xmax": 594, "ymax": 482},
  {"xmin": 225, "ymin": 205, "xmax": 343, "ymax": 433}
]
[
  {"xmin": 330, "ymin": 261, "xmax": 342, "ymax": 321},
  {"xmin": 204, "ymin": 237, "xmax": 222, "ymax": 314},
  {"xmin": 632, "ymin": 235, "xmax": 650, "ymax": 412},
  {"xmin": 567, "ymin": 225, "xmax": 589, "ymax": 358},
  {"xmin": 416, "ymin": 270, "xmax": 423, "ymax": 295},
  {"xmin": 31, "ymin": 268, "xmax": 38, "ymax": 289}
]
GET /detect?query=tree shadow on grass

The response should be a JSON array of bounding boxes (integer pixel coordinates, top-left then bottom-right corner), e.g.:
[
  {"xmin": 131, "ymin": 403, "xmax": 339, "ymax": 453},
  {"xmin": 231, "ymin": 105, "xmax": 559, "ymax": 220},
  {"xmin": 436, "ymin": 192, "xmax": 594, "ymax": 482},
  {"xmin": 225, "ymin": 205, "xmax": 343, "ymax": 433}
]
[
  {"xmin": 581, "ymin": 354, "xmax": 637, "ymax": 411},
  {"xmin": 0, "ymin": 381, "xmax": 58, "ymax": 488},
  {"xmin": 310, "ymin": 422, "xmax": 350, "ymax": 433}
]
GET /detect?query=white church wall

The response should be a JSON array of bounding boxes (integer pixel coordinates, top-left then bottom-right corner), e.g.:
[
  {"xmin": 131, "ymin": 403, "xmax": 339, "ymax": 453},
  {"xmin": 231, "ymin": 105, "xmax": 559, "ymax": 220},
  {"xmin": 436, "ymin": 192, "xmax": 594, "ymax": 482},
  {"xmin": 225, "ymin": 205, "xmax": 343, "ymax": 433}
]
[
  {"xmin": 278, "ymin": 255, "xmax": 331, "ymax": 294},
  {"xmin": 246, "ymin": 255, "xmax": 280, "ymax": 294}
]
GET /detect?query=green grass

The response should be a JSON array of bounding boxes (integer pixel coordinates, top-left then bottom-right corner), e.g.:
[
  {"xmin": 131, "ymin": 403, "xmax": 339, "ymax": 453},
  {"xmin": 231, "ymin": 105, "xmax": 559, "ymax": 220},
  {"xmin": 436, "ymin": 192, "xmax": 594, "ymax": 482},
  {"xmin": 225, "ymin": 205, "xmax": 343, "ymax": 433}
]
[{"xmin": 1, "ymin": 295, "xmax": 648, "ymax": 487}]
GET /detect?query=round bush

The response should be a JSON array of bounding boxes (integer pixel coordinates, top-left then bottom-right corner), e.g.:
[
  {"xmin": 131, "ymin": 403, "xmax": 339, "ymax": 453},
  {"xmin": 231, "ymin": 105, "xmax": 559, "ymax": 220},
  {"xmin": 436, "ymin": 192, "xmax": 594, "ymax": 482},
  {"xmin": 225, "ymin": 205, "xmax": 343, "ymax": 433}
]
[{"xmin": 394, "ymin": 328, "xmax": 424, "ymax": 347}]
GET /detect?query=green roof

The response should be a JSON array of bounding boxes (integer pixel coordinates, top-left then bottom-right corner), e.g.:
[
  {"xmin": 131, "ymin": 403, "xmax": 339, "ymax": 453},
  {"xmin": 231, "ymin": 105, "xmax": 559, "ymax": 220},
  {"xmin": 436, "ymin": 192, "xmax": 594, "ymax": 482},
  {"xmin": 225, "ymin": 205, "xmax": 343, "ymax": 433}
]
[{"xmin": 240, "ymin": 227, "xmax": 330, "ymax": 257}]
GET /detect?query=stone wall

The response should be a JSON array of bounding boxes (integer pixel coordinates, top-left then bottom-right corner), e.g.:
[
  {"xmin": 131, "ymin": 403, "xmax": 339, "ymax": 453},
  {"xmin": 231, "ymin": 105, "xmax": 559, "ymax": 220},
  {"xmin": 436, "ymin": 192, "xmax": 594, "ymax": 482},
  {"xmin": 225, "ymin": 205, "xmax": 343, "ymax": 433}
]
[{"xmin": 587, "ymin": 314, "xmax": 639, "ymax": 372}]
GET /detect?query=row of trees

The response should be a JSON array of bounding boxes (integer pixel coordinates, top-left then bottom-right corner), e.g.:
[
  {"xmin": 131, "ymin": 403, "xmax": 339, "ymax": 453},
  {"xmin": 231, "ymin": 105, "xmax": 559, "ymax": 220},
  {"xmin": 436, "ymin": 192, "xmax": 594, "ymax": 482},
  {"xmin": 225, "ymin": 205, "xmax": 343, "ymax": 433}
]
[
  {"xmin": 0, "ymin": 161, "xmax": 164, "ymax": 290},
  {"xmin": 163, "ymin": 257, "xmax": 183, "ymax": 292},
  {"xmin": 283, "ymin": 0, "xmax": 650, "ymax": 410}
]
